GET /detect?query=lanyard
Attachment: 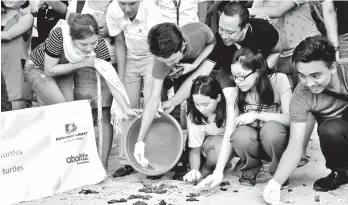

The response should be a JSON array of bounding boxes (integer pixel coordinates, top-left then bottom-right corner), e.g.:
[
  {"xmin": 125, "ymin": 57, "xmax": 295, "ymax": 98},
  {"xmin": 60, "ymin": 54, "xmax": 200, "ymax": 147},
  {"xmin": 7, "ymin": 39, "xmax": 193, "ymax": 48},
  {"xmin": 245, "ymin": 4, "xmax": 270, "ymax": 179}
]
[{"xmin": 173, "ymin": 0, "xmax": 181, "ymax": 26}]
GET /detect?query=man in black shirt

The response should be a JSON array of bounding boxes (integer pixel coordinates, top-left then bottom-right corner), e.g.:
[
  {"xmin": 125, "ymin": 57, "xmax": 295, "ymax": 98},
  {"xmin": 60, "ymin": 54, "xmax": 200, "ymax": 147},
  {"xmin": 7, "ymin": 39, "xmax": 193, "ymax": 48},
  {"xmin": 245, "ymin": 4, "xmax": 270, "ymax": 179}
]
[{"xmin": 209, "ymin": 2, "xmax": 282, "ymax": 95}]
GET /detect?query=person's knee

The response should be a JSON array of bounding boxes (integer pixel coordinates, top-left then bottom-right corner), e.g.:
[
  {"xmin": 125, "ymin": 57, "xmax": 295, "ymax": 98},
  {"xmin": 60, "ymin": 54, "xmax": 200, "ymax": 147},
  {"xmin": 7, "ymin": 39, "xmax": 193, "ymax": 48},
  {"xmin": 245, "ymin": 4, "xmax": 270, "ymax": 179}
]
[
  {"xmin": 260, "ymin": 121, "xmax": 287, "ymax": 144},
  {"xmin": 203, "ymin": 137, "xmax": 222, "ymax": 155},
  {"xmin": 318, "ymin": 119, "xmax": 348, "ymax": 144},
  {"xmin": 230, "ymin": 126, "xmax": 258, "ymax": 149}
]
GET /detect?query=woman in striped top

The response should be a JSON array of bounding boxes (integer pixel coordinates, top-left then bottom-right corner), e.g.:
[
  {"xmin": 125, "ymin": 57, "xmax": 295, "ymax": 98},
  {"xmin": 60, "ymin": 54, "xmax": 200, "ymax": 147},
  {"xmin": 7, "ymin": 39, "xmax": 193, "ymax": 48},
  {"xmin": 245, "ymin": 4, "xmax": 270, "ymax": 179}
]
[{"xmin": 24, "ymin": 13, "xmax": 110, "ymax": 105}]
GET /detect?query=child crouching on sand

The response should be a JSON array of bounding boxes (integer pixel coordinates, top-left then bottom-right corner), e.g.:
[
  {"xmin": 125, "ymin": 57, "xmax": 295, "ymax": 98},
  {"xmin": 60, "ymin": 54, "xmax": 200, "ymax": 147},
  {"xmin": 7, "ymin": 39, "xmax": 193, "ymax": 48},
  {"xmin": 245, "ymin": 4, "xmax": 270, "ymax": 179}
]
[{"xmin": 183, "ymin": 76, "xmax": 227, "ymax": 182}]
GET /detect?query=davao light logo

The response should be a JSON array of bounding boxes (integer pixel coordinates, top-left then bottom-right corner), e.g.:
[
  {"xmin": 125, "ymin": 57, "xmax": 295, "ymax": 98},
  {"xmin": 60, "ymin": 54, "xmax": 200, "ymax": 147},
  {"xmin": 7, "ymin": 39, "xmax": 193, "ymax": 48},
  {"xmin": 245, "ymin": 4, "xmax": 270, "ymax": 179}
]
[
  {"xmin": 56, "ymin": 123, "xmax": 87, "ymax": 142},
  {"xmin": 66, "ymin": 153, "xmax": 89, "ymax": 164},
  {"xmin": 65, "ymin": 123, "xmax": 77, "ymax": 134}
]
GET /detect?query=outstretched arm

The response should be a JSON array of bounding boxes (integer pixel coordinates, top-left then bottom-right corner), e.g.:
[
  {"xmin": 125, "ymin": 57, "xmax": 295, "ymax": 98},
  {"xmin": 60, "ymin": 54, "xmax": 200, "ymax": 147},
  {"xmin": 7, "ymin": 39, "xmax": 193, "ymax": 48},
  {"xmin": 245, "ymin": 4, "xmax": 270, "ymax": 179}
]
[{"xmin": 137, "ymin": 78, "xmax": 164, "ymax": 142}]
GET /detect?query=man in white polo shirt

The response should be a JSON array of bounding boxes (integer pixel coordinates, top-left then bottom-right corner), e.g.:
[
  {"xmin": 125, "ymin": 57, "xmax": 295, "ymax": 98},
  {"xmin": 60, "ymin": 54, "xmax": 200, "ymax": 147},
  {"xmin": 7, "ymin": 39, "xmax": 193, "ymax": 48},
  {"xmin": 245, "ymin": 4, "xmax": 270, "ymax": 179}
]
[
  {"xmin": 150, "ymin": 0, "xmax": 207, "ymax": 27},
  {"xmin": 106, "ymin": 0, "xmax": 163, "ymax": 178}
]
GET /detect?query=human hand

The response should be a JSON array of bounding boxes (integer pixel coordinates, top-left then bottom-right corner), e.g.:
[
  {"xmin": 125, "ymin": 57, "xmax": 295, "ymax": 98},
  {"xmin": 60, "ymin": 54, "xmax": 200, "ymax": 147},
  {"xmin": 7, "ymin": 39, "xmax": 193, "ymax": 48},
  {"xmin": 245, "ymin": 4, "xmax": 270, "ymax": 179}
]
[
  {"xmin": 161, "ymin": 100, "xmax": 175, "ymax": 114},
  {"xmin": 79, "ymin": 56, "xmax": 95, "ymax": 68},
  {"xmin": 168, "ymin": 66, "xmax": 185, "ymax": 78},
  {"xmin": 195, "ymin": 170, "xmax": 223, "ymax": 191},
  {"xmin": 263, "ymin": 179, "xmax": 282, "ymax": 205},
  {"xmin": 183, "ymin": 170, "xmax": 202, "ymax": 182},
  {"xmin": 176, "ymin": 63, "xmax": 198, "ymax": 75},
  {"xmin": 124, "ymin": 108, "xmax": 142, "ymax": 118},
  {"xmin": 133, "ymin": 141, "xmax": 149, "ymax": 167},
  {"xmin": 235, "ymin": 112, "xmax": 258, "ymax": 126},
  {"xmin": 99, "ymin": 26, "xmax": 109, "ymax": 37}
]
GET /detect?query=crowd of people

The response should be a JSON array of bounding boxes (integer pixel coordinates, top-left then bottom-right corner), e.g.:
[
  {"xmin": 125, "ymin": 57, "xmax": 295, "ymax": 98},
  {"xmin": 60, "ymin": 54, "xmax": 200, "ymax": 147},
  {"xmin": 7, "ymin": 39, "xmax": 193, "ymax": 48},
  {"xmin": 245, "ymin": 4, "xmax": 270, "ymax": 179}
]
[{"xmin": 1, "ymin": 1, "xmax": 348, "ymax": 204}]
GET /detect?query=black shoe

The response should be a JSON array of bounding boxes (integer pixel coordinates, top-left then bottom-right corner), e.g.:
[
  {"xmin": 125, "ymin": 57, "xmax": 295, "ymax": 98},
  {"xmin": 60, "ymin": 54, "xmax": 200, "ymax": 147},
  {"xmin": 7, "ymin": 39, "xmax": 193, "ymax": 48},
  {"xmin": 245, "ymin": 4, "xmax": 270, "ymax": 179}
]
[
  {"xmin": 239, "ymin": 174, "xmax": 257, "ymax": 186},
  {"xmin": 147, "ymin": 175, "xmax": 162, "ymax": 180},
  {"xmin": 313, "ymin": 171, "xmax": 348, "ymax": 192},
  {"xmin": 112, "ymin": 165, "xmax": 134, "ymax": 178},
  {"xmin": 172, "ymin": 163, "xmax": 188, "ymax": 181}
]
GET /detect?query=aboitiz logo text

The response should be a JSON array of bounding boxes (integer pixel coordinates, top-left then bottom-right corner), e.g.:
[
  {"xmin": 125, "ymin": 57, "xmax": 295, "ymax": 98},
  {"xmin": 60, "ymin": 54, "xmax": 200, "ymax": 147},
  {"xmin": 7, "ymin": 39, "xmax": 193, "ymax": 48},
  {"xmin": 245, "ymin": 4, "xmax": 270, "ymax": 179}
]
[
  {"xmin": 66, "ymin": 153, "xmax": 89, "ymax": 165},
  {"xmin": 56, "ymin": 123, "xmax": 88, "ymax": 141}
]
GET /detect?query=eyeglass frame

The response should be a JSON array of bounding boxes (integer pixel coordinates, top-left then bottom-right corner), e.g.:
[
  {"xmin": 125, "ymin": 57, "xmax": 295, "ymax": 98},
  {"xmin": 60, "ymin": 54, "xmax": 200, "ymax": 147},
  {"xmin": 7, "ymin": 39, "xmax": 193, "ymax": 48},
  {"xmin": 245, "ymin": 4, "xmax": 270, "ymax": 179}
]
[{"xmin": 229, "ymin": 70, "xmax": 256, "ymax": 82}]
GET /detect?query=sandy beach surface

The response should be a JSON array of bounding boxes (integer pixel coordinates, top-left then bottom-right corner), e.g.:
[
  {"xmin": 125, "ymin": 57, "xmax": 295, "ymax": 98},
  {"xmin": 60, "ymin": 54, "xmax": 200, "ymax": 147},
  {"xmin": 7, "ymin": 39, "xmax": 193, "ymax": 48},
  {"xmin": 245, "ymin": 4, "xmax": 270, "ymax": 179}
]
[{"xmin": 17, "ymin": 127, "xmax": 348, "ymax": 205}]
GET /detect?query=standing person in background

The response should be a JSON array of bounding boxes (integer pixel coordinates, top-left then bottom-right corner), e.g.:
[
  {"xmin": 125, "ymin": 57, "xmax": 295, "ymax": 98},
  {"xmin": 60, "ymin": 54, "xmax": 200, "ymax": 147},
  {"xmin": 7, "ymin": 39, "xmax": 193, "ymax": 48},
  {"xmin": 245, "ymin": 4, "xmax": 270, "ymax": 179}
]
[
  {"xmin": 150, "ymin": 0, "xmax": 207, "ymax": 27},
  {"xmin": 249, "ymin": 0, "xmax": 320, "ymax": 88},
  {"xmin": 66, "ymin": 0, "xmax": 115, "ymax": 172},
  {"xmin": 106, "ymin": 0, "xmax": 163, "ymax": 178},
  {"xmin": 1, "ymin": 0, "xmax": 33, "ymax": 110},
  {"xmin": 32, "ymin": 0, "xmax": 68, "ymax": 49},
  {"xmin": 322, "ymin": 0, "xmax": 348, "ymax": 61}
]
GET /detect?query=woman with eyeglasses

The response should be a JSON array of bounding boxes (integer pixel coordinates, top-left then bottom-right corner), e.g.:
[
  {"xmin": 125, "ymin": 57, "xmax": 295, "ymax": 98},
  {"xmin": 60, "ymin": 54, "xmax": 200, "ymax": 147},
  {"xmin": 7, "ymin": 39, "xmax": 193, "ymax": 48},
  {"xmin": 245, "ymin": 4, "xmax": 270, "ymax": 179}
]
[{"xmin": 197, "ymin": 47, "xmax": 292, "ymax": 189}]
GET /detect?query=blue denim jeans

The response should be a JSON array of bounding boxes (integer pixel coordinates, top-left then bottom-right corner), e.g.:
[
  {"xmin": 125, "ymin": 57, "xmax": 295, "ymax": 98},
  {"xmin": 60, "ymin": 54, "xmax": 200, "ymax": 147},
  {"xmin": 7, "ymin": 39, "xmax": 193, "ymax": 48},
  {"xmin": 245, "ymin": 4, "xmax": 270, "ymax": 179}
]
[{"xmin": 24, "ymin": 60, "xmax": 74, "ymax": 106}]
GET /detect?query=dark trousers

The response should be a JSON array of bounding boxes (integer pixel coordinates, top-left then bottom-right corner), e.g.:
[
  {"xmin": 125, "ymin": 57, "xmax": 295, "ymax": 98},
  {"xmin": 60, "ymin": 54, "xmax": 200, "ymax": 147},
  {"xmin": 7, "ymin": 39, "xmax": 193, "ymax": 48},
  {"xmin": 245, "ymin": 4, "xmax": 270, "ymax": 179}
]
[{"xmin": 317, "ymin": 118, "xmax": 348, "ymax": 172}]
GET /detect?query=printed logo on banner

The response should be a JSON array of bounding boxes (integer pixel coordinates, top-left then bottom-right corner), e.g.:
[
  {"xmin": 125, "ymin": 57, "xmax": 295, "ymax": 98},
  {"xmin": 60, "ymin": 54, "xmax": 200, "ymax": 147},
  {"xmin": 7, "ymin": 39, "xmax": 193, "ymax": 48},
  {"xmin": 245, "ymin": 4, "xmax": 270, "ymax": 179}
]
[
  {"xmin": 66, "ymin": 153, "xmax": 89, "ymax": 165},
  {"xmin": 65, "ymin": 123, "xmax": 77, "ymax": 134},
  {"xmin": 56, "ymin": 123, "xmax": 88, "ymax": 143}
]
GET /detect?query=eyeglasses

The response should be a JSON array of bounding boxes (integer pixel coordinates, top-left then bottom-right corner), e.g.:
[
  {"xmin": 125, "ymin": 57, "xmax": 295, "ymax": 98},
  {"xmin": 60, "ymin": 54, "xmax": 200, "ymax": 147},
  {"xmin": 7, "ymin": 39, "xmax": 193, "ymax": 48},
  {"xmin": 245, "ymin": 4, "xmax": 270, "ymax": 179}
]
[{"xmin": 229, "ymin": 71, "xmax": 256, "ymax": 82}]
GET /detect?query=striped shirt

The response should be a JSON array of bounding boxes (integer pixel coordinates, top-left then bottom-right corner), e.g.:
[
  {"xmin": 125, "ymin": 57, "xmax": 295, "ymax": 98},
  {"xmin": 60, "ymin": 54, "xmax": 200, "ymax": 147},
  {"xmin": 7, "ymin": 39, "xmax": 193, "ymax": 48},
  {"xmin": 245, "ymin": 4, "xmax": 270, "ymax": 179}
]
[{"xmin": 29, "ymin": 27, "xmax": 110, "ymax": 68}]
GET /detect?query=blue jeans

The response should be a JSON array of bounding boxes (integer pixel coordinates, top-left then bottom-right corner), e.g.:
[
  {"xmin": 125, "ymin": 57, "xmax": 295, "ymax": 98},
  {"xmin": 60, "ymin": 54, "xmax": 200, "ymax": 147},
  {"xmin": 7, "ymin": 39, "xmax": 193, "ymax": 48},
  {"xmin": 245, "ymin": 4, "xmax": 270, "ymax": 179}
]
[{"xmin": 24, "ymin": 60, "xmax": 74, "ymax": 106}]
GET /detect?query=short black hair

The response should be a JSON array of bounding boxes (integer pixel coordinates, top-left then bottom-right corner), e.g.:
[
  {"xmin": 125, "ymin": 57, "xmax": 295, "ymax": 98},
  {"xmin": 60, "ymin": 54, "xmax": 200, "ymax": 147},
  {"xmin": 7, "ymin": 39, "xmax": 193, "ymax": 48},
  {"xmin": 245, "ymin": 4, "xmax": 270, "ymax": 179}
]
[
  {"xmin": 292, "ymin": 35, "xmax": 336, "ymax": 68},
  {"xmin": 21, "ymin": 0, "xmax": 30, "ymax": 9},
  {"xmin": 147, "ymin": 22, "xmax": 183, "ymax": 58},
  {"xmin": 223, "ymin": 2, "xmax": 249, "ymax": 29}
]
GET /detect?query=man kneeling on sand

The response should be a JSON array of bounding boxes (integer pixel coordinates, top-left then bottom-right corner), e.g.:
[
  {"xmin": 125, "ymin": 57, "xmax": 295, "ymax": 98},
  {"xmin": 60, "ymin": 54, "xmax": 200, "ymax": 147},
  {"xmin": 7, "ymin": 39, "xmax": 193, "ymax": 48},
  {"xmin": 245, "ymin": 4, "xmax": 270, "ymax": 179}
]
[{"xmin": 263, "ymin": 36, "xmax": 348, "ymax": 204}]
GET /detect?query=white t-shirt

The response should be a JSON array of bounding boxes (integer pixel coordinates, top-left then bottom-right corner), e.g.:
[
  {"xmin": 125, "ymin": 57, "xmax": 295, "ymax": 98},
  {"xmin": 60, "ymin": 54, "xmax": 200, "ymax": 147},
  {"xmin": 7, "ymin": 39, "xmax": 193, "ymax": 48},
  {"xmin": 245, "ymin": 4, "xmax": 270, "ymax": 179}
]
[
  {"xmin": 106, "ymin": 1, "xmax": 163, "ymax": 60},
  {"xmin": 150, "ymin": 0, "xmax": 206, "ymax": 27},
  {"xmin": 187, "ymin": 114, "xmax": 225, "ymax": 148}
]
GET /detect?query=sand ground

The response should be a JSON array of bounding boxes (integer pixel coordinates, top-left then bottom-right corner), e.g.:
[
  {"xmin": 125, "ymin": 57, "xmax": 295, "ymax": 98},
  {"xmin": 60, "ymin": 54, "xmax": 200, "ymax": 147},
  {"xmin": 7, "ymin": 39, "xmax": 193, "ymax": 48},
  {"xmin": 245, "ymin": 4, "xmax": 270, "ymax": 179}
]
[{"xmin": 17, "ymin": 126, "xmax": 348, "ymax": 205}]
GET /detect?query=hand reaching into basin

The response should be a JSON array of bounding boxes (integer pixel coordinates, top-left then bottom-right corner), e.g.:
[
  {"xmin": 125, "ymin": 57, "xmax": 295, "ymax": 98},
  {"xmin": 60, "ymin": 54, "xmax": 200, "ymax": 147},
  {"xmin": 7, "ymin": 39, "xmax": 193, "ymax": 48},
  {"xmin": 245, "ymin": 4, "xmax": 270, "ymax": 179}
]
[{"xmin": 134, "ymin": 141, "xmax": 149, "ymax": 167}]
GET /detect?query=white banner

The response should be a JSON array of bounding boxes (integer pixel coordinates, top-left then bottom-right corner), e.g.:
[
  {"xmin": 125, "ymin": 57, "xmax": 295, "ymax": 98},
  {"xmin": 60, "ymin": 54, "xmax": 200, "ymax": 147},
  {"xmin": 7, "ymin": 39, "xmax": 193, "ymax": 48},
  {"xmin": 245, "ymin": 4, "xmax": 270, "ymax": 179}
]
[{"xmin": 0, "ymin": 100, "xmax": 106, "ymax": 205}]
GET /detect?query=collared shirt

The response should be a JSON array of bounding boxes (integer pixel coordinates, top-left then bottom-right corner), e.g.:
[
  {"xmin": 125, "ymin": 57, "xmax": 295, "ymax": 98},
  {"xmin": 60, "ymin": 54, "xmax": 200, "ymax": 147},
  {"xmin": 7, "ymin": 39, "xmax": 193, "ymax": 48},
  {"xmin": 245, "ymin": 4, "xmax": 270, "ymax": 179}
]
[
  {"xmin": 150, "ymin": 0, "xmax": 205, "ymax": 27},
  {"xmin": 106, "ymin": 1, "xmax": 163, "ymax": 59}
]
